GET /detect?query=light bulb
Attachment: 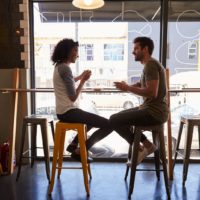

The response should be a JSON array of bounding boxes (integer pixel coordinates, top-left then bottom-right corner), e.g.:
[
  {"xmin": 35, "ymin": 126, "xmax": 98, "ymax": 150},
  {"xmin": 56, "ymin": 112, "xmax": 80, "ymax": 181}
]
[
  {"xmin": 83, "ymin": 0, "xmax": 93, "ymax": 6},
  {"xmin": 72, "ymin": 0, "xmax": 105, "ymax": 10}
]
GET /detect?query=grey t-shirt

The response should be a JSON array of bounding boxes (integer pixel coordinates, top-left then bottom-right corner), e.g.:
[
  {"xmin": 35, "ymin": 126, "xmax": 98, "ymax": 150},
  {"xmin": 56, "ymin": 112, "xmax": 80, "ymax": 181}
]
[{"xmin": 140, "ymin": 58, "xmax": 169, "ymax": 123}]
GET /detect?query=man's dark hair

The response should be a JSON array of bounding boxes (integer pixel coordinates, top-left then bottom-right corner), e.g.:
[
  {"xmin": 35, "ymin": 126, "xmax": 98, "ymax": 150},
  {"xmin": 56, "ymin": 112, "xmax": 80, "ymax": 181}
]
[
  {"xmin": 133, "ymin": 37, "xmax": 154, "ymax": 55},
  {"xmin": 51, "ymin": 38, "xmax": 79, "ymax": 64}
]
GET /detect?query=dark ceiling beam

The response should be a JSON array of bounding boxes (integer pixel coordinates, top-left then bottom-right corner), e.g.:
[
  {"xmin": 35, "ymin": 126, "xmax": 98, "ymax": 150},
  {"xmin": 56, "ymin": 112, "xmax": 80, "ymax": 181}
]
[{"xmin": 160, "ymin": 0, "xmax": 168, "ymax": 68}]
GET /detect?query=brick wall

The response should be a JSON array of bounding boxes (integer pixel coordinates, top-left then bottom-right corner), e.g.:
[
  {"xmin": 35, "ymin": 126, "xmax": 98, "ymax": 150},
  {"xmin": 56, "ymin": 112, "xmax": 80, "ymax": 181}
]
[
  {"xmin": 0, "ymin": 0, "xmax": 29, "ymax": 69},
  {"xmin": 19, "ymin": 0, "xmax": 30, "ymax": 68}
]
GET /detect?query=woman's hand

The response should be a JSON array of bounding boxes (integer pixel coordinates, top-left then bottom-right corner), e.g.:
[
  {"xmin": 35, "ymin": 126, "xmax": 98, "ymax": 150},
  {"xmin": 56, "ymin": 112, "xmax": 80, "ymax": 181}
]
[
  {"xmin": 82, "ymin": 70, "xmax": 92, "ymax": 81},
  {"xmin": 74, "ymin": 70, "xmax": 91, "ymax": 82},
  {"xmin": 73, "ymin": 70, "xmax": 92, "ymax": 102}
]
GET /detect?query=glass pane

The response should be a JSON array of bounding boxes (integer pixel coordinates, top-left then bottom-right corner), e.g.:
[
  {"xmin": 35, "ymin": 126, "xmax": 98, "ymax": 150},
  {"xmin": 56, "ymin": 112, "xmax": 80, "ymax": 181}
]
[
  {"xmin": 168, "ymin": 1, "xmax": 200, "ymax": 157},
  {"xmin": 33, "ymin": 1, "xmax": 161, "ymax": 158}
]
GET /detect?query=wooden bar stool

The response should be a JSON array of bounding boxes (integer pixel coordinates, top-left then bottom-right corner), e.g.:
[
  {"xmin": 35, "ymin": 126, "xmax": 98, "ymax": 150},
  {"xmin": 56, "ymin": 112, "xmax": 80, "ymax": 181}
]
[
  {"xmin": 124, "ymin": 124, "xmax": 170, "ymax": 199},
  {"xmin": 48, "ymin": 121, "xmax": 92, "ymax": 196},
  {"xmin": 173, "ymin": 115, "xmax": 200, "ymax": 185},
  {"xmin": 16, "ymin": 114, "xmax": 54, "ymax": 182}
]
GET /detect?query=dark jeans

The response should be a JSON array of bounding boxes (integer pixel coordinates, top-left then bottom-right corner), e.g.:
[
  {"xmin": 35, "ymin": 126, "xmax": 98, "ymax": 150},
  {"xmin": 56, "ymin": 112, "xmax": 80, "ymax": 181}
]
[
  {"xmin": 109, "ymin": 107, "xmax": 161, "ymax": 145},
  {"xmin": 57, "ymin": 108, "xmax": 112, "ymax": 150}
]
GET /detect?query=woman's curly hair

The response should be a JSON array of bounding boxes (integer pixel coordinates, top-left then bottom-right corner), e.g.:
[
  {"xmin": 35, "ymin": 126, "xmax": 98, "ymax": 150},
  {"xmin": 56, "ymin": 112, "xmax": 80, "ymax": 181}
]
[{"xmin": 51, "ymin": 38, "xmax": 79, "ymax": 65}]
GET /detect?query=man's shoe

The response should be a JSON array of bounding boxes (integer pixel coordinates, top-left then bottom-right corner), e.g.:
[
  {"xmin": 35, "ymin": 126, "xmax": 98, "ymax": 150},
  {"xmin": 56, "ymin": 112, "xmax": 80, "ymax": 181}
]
[
  {"xmin": 127, "ymin": 143, "xmax": 157, "ymax": 166},
  {"xmin": 71, "ymin": 152, "xmax": 93, "ymax": 163},
  {"xmin": 137, "ymin": 143, "xmax": 157, "ymax": 164}
]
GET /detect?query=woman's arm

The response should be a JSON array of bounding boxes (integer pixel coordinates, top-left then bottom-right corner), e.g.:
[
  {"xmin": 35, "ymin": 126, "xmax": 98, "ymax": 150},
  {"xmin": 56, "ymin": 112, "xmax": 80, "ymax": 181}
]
[
  {"xmin": 69, "ymin": 70, "xmax": 91, "ymax": 102},
  {"xmin": 74, "ymin": 70, "xmax": 91, "ymax": 82}
]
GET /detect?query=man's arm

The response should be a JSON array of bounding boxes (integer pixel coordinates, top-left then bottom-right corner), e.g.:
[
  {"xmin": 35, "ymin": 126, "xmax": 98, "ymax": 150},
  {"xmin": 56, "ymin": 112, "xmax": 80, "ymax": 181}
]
[
  {"xmin": 114, "ymin": 79, "xmax": 159, "ymax": 98},
  {"xmin": 132, "ymin": 82, "xmax": 141, "ymax": 87}
]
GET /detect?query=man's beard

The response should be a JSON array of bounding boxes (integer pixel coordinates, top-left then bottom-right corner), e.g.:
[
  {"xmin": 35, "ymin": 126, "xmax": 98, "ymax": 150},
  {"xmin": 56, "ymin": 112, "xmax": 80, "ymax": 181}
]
[
  {"xmin": 135, "ymin": 54, "xmax": 143, "ymax": 61},
  {"xmin": 135, "ymin": 56, "xmax": 142, "ymax": 61},
  {"xmin": 135, "ymin": 57, "xmax": 140, "ymax": 61}
]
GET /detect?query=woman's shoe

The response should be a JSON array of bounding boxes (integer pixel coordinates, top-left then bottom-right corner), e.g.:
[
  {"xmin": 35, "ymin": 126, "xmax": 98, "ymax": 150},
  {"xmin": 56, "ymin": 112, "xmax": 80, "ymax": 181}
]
[
  {"xmin": 71, "ymin": 151, "xmax": 93, "ymax": 163},
  {"xmin": 66, "ymin": 143, "xmax": 78, "ymax": 153}
]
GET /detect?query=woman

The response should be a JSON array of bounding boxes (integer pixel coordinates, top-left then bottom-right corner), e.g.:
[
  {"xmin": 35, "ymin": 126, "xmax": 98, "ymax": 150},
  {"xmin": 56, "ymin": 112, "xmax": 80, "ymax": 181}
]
[{"xmin": 52, "ymin": 38, "xmax": 113, "ymax": 161}]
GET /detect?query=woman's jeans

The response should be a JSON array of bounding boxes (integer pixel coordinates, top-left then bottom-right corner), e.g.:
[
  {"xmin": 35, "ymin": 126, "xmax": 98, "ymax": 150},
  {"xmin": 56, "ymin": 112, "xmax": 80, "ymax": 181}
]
[{"xmin": 57, "ymin": 108, "xmax": 112, "ymax": 150}]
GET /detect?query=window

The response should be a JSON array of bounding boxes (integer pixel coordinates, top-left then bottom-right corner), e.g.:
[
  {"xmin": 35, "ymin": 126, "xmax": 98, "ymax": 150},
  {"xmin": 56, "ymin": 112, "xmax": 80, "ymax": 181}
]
[
  {"xmin": 79, "ymin": 44, "xmax": 94, "ymax": 61},
  {"xmin": 167, "ymin": 1, "xmax": 200, "ymax": 155},
  {"xmin": 32, "ymin": 1, "xmax": 161, "ymax": 159},
  {"xmin": 104, "ymin": 44, "xmax": 124, "ymax": 61}
]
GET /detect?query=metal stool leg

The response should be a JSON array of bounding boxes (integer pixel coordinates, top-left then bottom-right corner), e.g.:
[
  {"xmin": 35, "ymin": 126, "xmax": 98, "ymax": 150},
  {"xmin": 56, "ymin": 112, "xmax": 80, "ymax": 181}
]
[
  {"xmin": 124, "ymin": 144, "xmax": 132, "ymax": 180},
  {"xmin": 40, "ymin": 120, "xmax": 50, "ymax": 181},
  {"xmin": 159, "ymin": 131, "xmax": 170, "ymax": 199},
  {"xmin": 84, "ymin": 126, "xmax": 92, "ymax": 180},
  {"xmin": 87, "ymin": 163, "xmax": 92, "ymax": 180},
  {"xmin": 78, "ymin": 125, "xmax": 90, "ymax": 196},
  {"xmin": 128, "ymin": 129, "xmax": 141, "ymax": 199},
  {"xmin": 31, "ymin": 124, "xmax": 37, "ymax": 168},
  {"xmin": 152, "ymin": 131, "xmax": 160, "ymax": 180},
  {"xmin": 183, "ymin": 123, "xmax": 194, "ymax": 185},
  {"xmin": 57, "ymin": 129, "xmax": 66, "ymax": 179},
  {"xmin": 49, "ymin": 125, "xmax": 61, "ymax": 195},
  {"xmin": 173, "ymin": 121, "xmax": 184, "ymax": 169},
  {"xmin": 49, "ymin": 121, "xmax": 55, "ymax": 142},
  {"xmin": 16, "ymin": 120, "xmax": 27, "ymax": 181}
]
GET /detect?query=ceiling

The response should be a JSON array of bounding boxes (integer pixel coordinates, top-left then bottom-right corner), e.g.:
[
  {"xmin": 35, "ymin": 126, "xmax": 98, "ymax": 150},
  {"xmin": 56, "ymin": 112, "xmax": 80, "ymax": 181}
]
[{"xmin": 35, "ymin": 0, "xmax": 200, "ymax": 23}]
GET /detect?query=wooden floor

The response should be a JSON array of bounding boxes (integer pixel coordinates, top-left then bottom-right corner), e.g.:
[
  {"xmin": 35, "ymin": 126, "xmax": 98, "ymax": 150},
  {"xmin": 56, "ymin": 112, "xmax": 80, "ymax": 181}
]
[{"xmin": 0, "ymin": 161, "xmax": 200, "ymax": 200}]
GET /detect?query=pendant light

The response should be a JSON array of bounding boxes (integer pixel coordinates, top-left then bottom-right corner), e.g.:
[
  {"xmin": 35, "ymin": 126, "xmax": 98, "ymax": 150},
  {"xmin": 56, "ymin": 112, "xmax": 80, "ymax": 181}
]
[{"xmin": 72, "ymin": 0, "xmax": 105, "ymax": 10}]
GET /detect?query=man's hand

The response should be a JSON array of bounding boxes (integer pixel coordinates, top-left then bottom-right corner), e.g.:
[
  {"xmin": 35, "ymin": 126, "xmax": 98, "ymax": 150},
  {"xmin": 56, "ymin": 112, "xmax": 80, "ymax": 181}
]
[{"xmin": 114, "ymin": 81, "xmax": 129, "ymax": 91}]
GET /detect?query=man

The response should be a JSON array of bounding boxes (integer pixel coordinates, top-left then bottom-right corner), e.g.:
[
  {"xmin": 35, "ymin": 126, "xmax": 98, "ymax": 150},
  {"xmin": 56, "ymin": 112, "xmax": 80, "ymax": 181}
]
[{"xmin": 110, "ymin": 37, "xmax": 169, "ymax": 164}]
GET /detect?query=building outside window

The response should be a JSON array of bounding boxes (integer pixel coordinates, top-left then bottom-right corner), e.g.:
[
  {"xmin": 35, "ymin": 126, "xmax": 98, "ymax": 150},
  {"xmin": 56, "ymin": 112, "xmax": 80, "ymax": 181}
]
[
  {"xmin": 79, "ymin": 44, "xmax": 94, "ymax": 61},
  {"xmin": 104, "ymin": 44, "xmax": 124, "ymax": 61}
]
